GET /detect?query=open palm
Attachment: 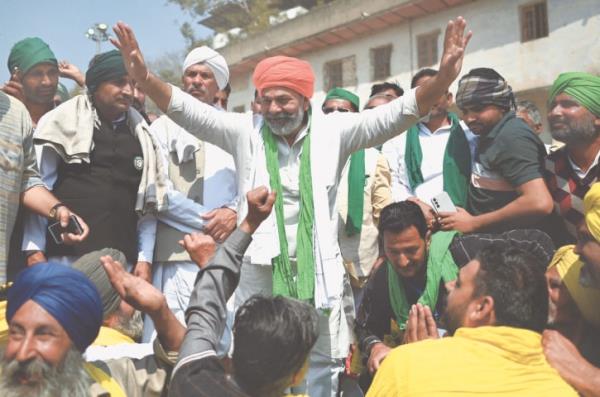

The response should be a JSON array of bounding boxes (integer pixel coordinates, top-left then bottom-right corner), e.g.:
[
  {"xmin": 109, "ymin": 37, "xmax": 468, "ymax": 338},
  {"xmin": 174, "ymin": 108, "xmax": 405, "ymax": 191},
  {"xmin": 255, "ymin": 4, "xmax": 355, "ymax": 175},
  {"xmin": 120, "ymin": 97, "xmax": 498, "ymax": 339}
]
[
  {"xmin": 111, "ymin": 22, "xmax": 149, "ymax": 83},
  {"xmin": 439, "ymin": 17, "xmax": 472, "ymax": 84}
]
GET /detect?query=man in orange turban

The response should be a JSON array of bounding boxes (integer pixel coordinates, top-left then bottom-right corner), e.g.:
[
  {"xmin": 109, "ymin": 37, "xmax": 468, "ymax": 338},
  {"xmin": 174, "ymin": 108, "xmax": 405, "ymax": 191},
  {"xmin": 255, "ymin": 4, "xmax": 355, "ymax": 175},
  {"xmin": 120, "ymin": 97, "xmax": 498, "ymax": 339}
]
[{"xmin": 110, "ymin": 17, "xmax": 472, "ymax": 396}]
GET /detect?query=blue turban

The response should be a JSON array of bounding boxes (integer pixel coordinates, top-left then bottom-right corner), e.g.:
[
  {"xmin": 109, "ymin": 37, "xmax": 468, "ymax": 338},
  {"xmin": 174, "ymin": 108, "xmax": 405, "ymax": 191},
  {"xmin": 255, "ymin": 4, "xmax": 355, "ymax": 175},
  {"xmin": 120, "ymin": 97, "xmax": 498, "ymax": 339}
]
[{"xmin": 6, "ymin": 263, "xmax": 103, "ymax": 351}]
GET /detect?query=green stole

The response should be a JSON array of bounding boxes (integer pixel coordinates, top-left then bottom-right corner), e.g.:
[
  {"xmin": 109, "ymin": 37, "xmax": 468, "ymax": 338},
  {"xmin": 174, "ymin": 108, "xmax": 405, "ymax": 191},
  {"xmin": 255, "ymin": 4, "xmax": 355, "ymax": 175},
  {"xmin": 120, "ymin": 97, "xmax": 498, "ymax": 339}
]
[
  {"xmin": 262, "ymin": 119, "xmax": 315, "ymax": 303},
  {"xmin": 387, "ymin": 230, "xmax": 458, "ymax": 330},
  {"xmin": 404, "ymin": 112, "xmax": 471, "ymax": 207},
  {"xmin": 345, "ymin": 149, "xmax": 365, "ymax": 236}
]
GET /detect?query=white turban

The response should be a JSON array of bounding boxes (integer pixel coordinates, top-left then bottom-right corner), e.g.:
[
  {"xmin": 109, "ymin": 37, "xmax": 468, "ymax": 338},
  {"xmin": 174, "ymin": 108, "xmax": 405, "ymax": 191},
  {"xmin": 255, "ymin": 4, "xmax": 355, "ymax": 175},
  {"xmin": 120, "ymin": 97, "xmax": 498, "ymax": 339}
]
[{"xmin": 182, "ymin": 46, "xmax": 229, "ymax": 90}]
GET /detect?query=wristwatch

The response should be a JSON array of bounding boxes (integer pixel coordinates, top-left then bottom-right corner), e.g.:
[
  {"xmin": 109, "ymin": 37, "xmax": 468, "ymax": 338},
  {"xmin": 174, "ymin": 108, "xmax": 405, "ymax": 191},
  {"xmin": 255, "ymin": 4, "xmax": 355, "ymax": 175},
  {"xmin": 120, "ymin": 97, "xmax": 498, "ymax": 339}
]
[{"xmin": 48, "ymin": 202, "xmax": 67, "ymax": 220}]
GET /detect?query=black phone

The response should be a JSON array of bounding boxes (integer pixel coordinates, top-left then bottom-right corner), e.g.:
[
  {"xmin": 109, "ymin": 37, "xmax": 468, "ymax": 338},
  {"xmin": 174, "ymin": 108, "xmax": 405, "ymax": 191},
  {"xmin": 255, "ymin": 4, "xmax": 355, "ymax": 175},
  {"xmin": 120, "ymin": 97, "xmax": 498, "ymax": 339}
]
[{"xmin": 48, "ymin": 215, "xmax": 83, "ymax": 244}]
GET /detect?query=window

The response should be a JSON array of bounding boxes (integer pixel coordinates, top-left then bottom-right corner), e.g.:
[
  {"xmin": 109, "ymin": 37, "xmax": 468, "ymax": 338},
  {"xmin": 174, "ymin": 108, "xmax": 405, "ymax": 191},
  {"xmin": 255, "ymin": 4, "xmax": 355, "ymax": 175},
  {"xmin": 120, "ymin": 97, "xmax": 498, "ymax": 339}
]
[
  {"xmin": 520, "ymin": 1, "xmax": 549, "ymax": 42},
  {"xmin": 323, "ymin": 56, "xmax": 357, "ymax": 91},
  {"xmin": 371, "ymin": 45, "xmax": 392, "ymax": 81},
  {"xmin": 417, "ymin": 30, "xmax": 440, "ymax": 68},
  {"xmin": 233, "ymin": 105, "xmax": 245, "ymax": 113}
]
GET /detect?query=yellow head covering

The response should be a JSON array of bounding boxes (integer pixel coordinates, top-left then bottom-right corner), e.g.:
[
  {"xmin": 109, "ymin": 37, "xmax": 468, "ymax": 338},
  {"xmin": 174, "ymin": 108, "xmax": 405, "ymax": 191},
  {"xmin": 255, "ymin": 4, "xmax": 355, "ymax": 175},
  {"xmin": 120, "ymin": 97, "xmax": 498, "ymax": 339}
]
[
  {"xmin": 584, "ymin": 183, "xmax": 600, "ymax": 242},
  {"xmin": 548, "ymin": 245, "xmax": 600, "ymax": 328}
]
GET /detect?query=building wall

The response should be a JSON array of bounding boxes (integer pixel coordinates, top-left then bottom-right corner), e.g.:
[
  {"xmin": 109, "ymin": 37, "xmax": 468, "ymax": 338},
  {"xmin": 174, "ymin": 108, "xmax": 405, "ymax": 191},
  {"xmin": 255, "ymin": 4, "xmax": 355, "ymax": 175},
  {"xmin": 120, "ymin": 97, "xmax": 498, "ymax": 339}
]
[{"xmin": 227, "ymin": 0, "xmax": 600, "ymax": 143}]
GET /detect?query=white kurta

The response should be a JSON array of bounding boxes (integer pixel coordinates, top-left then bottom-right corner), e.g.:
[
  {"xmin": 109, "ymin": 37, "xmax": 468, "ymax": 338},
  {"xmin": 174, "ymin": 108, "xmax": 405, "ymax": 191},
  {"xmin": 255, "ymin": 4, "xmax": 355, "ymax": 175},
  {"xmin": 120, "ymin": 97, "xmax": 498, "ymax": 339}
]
[
  {"xmin": 166, "ymin": 84, "xmax": 420, "ymax": 309},
  {"xmin": 382, "ymin": 119, "xmax": 478, "ymax": 203},
  {"xmin": 167, "ymin": 85, "xmax": 421, "ymax": 395}
]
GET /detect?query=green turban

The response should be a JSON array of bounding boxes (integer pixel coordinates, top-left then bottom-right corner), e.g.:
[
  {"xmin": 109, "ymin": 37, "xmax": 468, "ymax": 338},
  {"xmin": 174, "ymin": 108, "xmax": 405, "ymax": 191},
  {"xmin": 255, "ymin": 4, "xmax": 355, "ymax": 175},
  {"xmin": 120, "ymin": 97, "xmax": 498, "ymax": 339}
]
[
  {"xmin": 85, "ymin": 50, "xmax": 128, "ymax": 93},
  {"xmin": 7, "ymin": 37, "xmax": 57, "ymax": 75},
  {"xmin": 55, "ymin": 82, "xmax": 70, "ymax": 102},
  {"xmin": 324, "ymin": 87, "xmax": 360, "ymax": 111},
  {"xmin": 548, "ymin": 72, "xmax": 600, "ymax": 117}
]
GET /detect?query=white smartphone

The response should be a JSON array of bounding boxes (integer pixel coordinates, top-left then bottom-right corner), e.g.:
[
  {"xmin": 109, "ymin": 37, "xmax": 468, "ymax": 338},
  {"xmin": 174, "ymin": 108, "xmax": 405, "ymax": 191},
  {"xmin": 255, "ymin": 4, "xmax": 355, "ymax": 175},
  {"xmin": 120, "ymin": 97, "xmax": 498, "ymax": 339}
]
[{"xmin": 430, "ymin": 192, "xmax": 457, "ymax": 215}]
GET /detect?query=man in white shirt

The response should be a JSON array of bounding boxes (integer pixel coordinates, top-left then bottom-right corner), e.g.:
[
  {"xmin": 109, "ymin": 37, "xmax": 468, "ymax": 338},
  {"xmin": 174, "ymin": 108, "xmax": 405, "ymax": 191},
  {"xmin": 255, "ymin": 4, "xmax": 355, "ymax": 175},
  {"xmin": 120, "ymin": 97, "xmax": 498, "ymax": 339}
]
[
  {"xmin": 382, "ymin": 68, "xmax": 477, "ymax": 207},
  {"xmin": 111, "ymin": 17, "xmax": 471, "ymax": 396},
  {"xmin": 144, "ymin": 46, "xmax": 238, "ymax": 342}
]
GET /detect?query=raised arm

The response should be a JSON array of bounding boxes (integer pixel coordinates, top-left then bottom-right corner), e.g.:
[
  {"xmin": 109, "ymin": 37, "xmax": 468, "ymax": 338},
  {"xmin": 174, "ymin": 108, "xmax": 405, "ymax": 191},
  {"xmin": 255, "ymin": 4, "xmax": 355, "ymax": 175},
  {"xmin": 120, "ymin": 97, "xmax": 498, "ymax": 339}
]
[
  {"xmin": 175, "ymin": 187, "xmax": 275, "ymax": 369},
  {"xmin": 111, "ymin": 22, "xmax": 251, "ymax": 153},
  {"xmin": 101, "ymin": 254, "xmax": 185, "ymax": 352},
  {"xmin": 415, "ymin": 17, "xmax": 471, "ymax": 116},
  {"xmin": 111, "ymin": 22, "xmax": 171, "ymax": 111},
  {"xmin": 338, "ymin": 17, "xmax": 471, "ymax": 156}
]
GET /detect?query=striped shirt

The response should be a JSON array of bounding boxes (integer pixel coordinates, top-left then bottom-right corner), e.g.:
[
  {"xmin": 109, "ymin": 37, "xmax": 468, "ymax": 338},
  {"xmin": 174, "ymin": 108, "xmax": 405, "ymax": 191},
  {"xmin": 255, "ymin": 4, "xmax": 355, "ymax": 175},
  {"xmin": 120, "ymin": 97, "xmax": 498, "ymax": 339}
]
[{"xmin": 0, "ymin": 92, "xmax": 43, "ymax": 283}]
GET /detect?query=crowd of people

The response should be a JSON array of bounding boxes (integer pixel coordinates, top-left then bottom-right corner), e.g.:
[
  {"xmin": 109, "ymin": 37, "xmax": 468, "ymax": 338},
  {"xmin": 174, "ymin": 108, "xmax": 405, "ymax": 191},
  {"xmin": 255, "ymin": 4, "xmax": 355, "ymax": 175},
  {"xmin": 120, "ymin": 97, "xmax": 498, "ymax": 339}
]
[{"xmin": 0, "ymin": 14, "xmax": 599, "ymax": 397}]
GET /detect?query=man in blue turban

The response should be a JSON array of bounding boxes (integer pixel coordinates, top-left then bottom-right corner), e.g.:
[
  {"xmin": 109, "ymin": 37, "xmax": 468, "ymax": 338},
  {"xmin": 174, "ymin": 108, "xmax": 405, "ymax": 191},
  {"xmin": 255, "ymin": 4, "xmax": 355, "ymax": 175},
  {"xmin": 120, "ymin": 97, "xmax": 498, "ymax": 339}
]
[
  {"xmin": 2, "ymin": 263, "xmax": 102, "ymax": 396},
  {"xmin": 1, "ymin": 260, "xmax": 184, "ymax": 397}
]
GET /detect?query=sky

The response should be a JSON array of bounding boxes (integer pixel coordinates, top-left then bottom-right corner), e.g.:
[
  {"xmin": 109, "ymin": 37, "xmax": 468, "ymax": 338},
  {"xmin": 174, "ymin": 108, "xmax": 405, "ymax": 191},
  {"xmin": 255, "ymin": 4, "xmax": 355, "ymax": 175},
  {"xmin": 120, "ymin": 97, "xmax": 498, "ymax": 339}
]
[{"xmin": 0, "ymin": 0, "xmax": 212, "ymax": 89}]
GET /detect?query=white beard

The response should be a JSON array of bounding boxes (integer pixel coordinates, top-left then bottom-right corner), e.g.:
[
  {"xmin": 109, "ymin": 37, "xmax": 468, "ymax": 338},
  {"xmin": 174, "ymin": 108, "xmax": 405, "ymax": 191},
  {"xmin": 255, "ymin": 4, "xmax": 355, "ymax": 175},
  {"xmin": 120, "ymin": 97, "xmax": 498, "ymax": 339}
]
[
  {"xmin": 265, "ymin": 107, "xmax": 305, "ymax": 137},
  {"xmin": 0, "ymin": 347, "xmax": 90, "ymax": 397}
]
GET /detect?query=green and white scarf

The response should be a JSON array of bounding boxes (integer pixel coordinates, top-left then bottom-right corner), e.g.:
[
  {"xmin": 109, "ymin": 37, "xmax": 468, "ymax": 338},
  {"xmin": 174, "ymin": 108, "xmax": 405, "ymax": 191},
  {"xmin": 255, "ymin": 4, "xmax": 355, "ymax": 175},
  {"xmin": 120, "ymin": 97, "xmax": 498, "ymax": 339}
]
[
  {"xmin": 262, "ymin": 119, "xmax": 315, "ymax": 302},
  {"xmin": 405, "ymin": 112, "xmax": 471, "ymax": 207}
]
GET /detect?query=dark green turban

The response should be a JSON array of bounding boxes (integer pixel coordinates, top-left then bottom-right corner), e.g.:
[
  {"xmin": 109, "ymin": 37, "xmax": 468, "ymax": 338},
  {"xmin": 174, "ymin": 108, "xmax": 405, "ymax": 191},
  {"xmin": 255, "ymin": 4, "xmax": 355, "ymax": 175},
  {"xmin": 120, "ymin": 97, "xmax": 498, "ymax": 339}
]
[
  {"xmin": 548, "ymin": 72, "xmax": 600, "ymax": 117},
  {"xmin": 85, "ymin": 50, "xmax": 128, "ymax": 93},
  {"xmin": 324, "ymin": 87, "xmax": 360, "ymax": 111},
  {"xmin": 7, "ymin": 37, "xmax": 57, "ymax": 75}
]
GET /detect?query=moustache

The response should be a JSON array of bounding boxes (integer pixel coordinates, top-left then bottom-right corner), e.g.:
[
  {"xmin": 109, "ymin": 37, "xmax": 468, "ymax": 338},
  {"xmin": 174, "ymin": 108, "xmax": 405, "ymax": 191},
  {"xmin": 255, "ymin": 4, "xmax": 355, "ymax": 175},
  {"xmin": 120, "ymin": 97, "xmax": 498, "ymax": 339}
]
[{"xmin": 1, "ymin": 357, "xmax": 53, "ymax": 386}]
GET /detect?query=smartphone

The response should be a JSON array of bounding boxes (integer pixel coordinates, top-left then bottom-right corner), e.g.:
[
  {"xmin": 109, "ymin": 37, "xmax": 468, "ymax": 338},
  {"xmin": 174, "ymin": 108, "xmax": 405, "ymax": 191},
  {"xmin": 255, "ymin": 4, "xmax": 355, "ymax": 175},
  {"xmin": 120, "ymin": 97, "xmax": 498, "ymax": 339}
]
[
  {"xmin": 48, "ymin": 215, "xmax": 83, "ymax": 244},
  {"xmin": 430, "ymin": 192, "xmax": 457, "ymax": 215}
]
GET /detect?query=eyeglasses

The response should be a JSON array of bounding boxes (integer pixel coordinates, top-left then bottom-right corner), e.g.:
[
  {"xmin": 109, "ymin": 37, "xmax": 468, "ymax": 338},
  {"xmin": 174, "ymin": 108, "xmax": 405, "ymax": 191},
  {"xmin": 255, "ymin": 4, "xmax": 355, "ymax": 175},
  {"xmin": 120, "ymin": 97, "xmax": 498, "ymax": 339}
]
[{"xmin": 322, "ymin": 107, "xmax": 351, "ymax": 114}]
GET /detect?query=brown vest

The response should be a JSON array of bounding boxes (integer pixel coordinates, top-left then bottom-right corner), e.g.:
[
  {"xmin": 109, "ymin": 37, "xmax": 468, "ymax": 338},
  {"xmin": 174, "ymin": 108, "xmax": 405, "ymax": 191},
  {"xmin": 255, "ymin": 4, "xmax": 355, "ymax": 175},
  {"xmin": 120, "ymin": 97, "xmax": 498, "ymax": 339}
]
[{"xmin": 154, "ymin": 144, "xmax": 204, "ymax": 262}]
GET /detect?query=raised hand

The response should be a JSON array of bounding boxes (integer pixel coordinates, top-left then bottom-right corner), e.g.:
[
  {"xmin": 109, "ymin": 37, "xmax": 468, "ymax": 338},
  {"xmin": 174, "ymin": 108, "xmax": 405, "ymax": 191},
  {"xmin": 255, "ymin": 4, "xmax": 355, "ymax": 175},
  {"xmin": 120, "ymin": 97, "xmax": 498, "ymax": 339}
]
[
  {"xmin": 241, "ymin": 186, "xmax": 276, "ymax": 234},
  {"xmin": 438, "ymin": 16, "xmax": 472, "ymax": 85},
  {"xmin": 58, "ymin": 61, "xmax": 84, "ymax": 86},
  {"xmin": 101, "ymin": 255, "xmax": 165, "ymax": 315},
  {"xmin": 111, "ymin": 22, "xmax": 149, "ymax": 84}
]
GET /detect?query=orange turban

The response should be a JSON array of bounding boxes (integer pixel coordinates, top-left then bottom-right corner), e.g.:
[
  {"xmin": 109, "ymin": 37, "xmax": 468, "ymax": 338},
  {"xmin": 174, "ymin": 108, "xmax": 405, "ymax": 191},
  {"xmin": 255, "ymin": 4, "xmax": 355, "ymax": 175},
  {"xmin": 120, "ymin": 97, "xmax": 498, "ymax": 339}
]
[{"xmin": 253, "ymin": 56, "xmax": 315, "ymax": 99}]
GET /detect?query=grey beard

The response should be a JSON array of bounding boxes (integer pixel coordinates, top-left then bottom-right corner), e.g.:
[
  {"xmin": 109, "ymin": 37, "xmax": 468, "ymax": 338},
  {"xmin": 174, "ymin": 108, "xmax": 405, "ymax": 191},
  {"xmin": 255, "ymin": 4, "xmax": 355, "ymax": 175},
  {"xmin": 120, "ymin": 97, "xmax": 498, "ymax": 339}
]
[
  {"xmin": 0, "ymin": 347, "xmax": 91, "ymax": 397},
  {"xmin": 113, "ymin": 309, "xmax": 144, "ymax": 341},
  {"xmin": 265, "ymin": 107, "xmax": 305, "ymax": 137},
  {"xmin": 550, "ymin": 113, "xmax": 599, "ymax": 144}
]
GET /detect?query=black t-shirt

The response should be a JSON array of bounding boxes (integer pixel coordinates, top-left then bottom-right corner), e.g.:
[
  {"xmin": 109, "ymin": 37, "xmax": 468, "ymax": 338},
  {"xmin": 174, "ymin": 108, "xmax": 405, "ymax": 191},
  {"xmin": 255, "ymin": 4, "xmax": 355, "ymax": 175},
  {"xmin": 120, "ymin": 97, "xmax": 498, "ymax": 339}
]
[
  {"xmin": 467, "ymin": 111, "xmax": 547, "ymax": 231},
  {"xmin": 169, "ymin": 356, "xmax": 249, "ymax": 397}
]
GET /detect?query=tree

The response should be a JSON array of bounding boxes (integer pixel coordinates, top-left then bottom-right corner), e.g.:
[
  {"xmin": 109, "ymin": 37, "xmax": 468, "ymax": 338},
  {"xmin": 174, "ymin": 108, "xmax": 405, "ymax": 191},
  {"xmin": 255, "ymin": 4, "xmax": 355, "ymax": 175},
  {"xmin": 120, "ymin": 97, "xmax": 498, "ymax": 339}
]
[
  {"xmin": 168, "ymin": 0, "xmax": 324, "ymax": 49},
  {"xmin": 144, "ymin": 50, "xmax": 186, "ymax": 114}
]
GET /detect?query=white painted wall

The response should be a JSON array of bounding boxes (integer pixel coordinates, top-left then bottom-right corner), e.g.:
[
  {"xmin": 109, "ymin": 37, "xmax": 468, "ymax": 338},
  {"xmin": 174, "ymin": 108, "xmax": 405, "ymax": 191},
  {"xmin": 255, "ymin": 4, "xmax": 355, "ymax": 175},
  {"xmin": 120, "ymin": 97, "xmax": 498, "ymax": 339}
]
[{"xmin": 227, "ymin": 0, "xmax": 600, "ymax": 135}]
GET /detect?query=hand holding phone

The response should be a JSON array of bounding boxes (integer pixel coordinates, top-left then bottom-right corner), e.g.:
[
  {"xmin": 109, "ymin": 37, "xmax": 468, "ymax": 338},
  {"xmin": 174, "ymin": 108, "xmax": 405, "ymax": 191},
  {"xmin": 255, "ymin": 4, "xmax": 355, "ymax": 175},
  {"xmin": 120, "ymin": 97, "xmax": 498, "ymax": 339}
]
[
  {"xmin": 48, "ymin": 215, "xmax": 84, "ymax": 244},
  {"xmin": 430, "ymin": 192, "xmax": 457, "ymax": 215}
]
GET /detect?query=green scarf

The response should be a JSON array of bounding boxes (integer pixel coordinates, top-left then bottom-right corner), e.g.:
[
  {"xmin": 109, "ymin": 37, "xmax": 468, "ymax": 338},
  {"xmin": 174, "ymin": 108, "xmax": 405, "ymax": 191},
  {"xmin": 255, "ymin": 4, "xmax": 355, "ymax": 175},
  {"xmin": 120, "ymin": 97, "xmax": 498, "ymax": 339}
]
[
  {"xmin": 345, "ymin": 149, "xmax": 365, "ymax": 236},
  {"xmin": 387, "ymin": 230, "xmax": 458, "ymax": 330},
  {"xmin": 262, "ymin": 120, "xmax": 315, "ymax": 302},
  {"xmin": 404, "ymin": 112, "xmax": 471, "ymax": 207}
]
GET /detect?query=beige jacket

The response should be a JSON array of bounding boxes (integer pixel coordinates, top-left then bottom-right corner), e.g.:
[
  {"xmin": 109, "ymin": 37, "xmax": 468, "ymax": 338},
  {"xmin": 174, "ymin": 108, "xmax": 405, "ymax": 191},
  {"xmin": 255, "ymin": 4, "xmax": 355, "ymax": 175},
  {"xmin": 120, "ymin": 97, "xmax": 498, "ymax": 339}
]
[{"xmin": 337, "ymin": 149, "xmax": 392, "ymax": 287}]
